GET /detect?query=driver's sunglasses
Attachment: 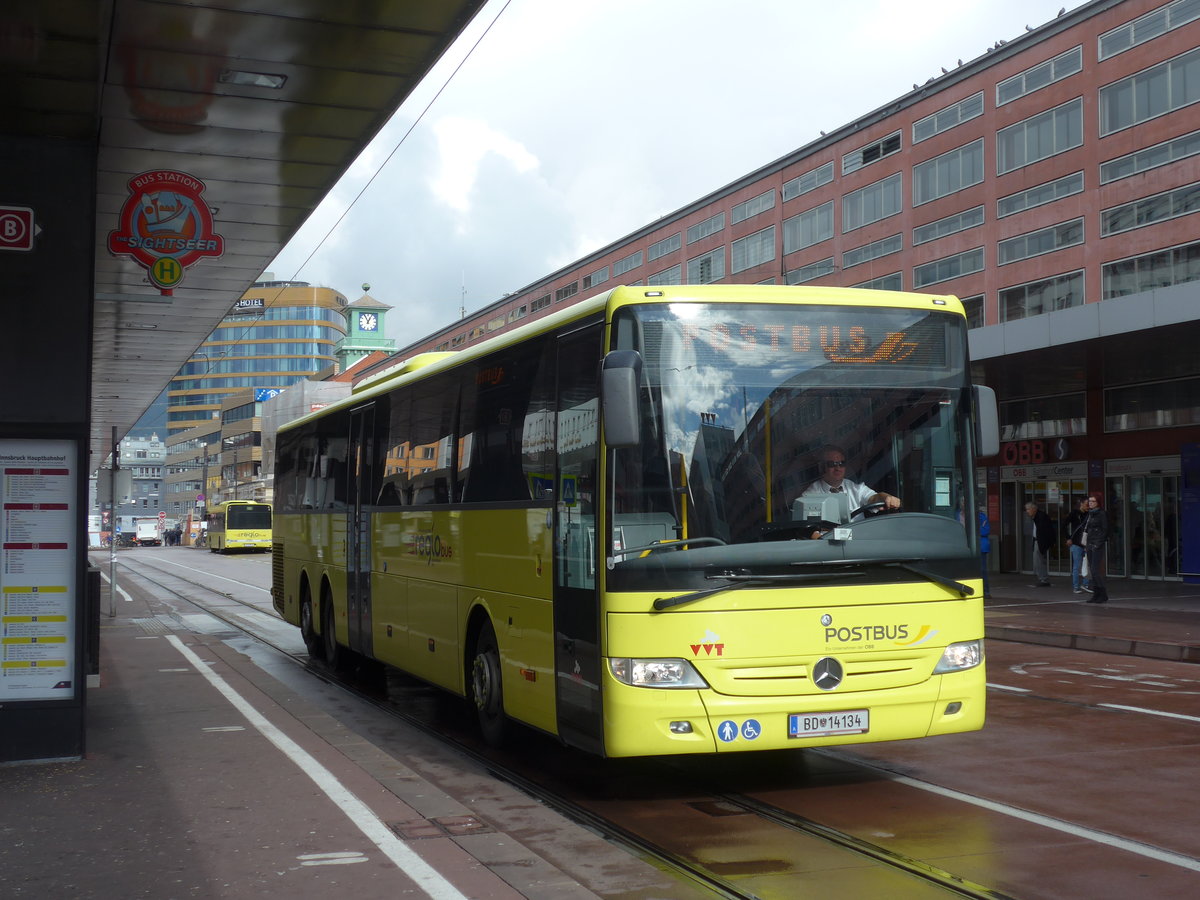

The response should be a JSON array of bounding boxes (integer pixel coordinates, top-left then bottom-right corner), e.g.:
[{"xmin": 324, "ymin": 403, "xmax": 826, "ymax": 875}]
[{"xmin": 822, "ymin": 460, "xmax": 847, "ymax": 469}]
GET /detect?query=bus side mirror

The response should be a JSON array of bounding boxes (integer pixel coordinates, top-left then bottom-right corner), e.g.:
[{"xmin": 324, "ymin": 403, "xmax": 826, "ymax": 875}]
[
  {"xmin": 973, "ymin": 384, "xmax": 999, "ymax": 457},
  {"xmin": 602, "ymin": 350, "xmax": 642, "ymax": 449}
]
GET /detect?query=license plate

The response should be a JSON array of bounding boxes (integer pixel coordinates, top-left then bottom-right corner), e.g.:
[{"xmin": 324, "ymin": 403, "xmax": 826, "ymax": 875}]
[{"xmin": 788, "ymin": 709, "xmax": 869, "ymax": 738}]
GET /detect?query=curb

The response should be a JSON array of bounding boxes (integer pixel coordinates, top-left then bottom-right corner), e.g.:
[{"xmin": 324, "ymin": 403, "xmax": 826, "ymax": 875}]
[{"xmin": 986, "ymin": 623, "xmax": 1200, "ymax": 664}]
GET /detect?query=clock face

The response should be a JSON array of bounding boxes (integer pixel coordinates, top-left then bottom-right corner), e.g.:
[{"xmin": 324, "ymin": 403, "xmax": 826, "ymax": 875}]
[{"xmin": 358, "ymin": 312, "xmax": 377, "ymax": 331}]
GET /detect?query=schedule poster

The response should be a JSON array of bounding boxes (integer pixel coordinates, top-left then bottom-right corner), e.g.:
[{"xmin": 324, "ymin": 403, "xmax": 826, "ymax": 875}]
[{"xmin": 1, "ymin": 439, "xmax": 77, "ymax": 701}]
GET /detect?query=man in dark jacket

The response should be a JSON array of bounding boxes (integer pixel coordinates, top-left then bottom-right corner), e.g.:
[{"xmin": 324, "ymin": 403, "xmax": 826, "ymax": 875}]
[{"xmin": 1024, "ymin": 501, "xmax": 1055, "ymax": 586}]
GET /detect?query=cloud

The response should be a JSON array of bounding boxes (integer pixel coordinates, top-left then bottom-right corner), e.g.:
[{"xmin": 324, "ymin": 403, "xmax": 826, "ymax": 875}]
[{"xmin": 428, "ymin": 116, "xmax": 539, "ymax": 216}]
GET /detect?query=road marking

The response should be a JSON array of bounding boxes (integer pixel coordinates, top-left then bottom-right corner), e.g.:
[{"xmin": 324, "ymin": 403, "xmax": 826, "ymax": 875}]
[
  {"xmin": 298, "ymin": 852, "xmax": 368, "ymax": 866},
  {"xmin": 142, "ymin": 556, "xmax": 271, "ymax": 593},
  {"xmin": 985, "ymin": 682, "xmax": 1030, "ymax": 692},
  {"xmin": 165, "ymin": 635, "xmax": 469, "ymax": 900},
  {"xmin": 97, "ymin": 568, "xmax": 134, "ymax": 602},
  {"xmin": 1099, "ymin": 703, "xmax": 1200, "ymax": 724},
  {"xmin": 820, "ymin": 752, "xmax": 1200, "ymax": 873}
]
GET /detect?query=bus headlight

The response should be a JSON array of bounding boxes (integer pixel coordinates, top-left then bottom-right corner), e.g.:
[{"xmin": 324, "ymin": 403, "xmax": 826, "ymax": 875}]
[
  {"xmin": 933, "ymin": 640, "xmax": 983, "ymax": 673},
  {"xmin": 609, "ymin": 658, "xmax": 708, "ymax": 688}
]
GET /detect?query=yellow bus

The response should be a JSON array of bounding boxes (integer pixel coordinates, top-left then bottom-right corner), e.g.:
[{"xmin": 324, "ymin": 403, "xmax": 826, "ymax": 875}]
[
  {"xmin": 272, "ymin": 284, "xmax": 998, "ymax": 757},
  {"xmin": 207, "ymin": 500, "xmax": 272, "ymax": 552}
]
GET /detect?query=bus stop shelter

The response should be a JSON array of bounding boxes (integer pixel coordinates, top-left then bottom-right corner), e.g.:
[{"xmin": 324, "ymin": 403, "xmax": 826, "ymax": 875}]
[{"xmin": 0, "ymin": 0, "xmax": 486, "ymax": 763}]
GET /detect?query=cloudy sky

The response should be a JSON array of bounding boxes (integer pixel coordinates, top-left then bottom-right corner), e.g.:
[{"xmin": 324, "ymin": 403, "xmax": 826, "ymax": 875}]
[{"xmin": 267, "ymin": 0, "xmax": 1086, "ymax": 347}]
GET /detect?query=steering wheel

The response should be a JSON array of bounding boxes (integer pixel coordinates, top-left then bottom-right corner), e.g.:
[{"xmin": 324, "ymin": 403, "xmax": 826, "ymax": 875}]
[{"xmin": 850, "ymin": 501, "xmax": 888, "ymax": 518}]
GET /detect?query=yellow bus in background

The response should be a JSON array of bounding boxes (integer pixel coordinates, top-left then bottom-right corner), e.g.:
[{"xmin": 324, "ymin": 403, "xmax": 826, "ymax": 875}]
[
  {"xmin": 272, "ymin": 284, "xmax": 998, "ymax": 757},
  {"xmin": 207, "ymin": 500, "xmax": 272, "ymax": 552}
]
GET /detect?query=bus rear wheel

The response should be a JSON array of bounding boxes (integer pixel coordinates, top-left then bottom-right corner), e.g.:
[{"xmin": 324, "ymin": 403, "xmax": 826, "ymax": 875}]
[
  {"xmin": 299, "ymin": 586, "xmax": 323, "ymax": 660},
  {"xmin": 322, "ymin": 590, "xmax": 344, "ymax": 670},
  {"xmin": 470, "ymin": 620, "xmax": 507, "ymax": 747}
]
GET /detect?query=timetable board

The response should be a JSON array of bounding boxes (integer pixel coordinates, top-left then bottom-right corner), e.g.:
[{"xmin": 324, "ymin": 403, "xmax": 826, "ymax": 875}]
[{"xmin": 0, "ymin": 439, "xmax": 77, "ymax": 701}]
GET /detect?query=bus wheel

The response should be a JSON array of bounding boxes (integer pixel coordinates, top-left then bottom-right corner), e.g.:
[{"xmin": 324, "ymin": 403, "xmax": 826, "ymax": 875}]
[
  {"xmin": 470, "ymin": 620, "xmax": 507, "ymax": 747},
  {"xmin": 299, "ymin": 586, "xmax": 323, "ymax": 660},
  {"xmin": 322, "ymin": 592, "xmax": 344, "ymax": 670}
]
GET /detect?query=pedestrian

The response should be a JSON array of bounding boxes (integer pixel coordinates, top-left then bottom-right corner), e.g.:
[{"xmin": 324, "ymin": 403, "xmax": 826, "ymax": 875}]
[
  {"xmin": 978, "ymin": 507, "xmax": 992, "ymax": 599},
  {"xmin": 1064, "ymin": 497, "xmax": 1090, "ymax": 594},
  {"xmin": 1024, "ymin": 501, "xmax": 1054, "ymax": 587},
  {"xmin": 1083, "ymin": 492, "xmax": 1109, "ymax": 604}
]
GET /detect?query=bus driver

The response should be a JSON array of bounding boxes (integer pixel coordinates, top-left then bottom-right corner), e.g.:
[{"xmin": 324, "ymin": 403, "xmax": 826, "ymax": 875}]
[{"xmin": 801, "ymin": 444, "xmax": 901, "ymax": 516}]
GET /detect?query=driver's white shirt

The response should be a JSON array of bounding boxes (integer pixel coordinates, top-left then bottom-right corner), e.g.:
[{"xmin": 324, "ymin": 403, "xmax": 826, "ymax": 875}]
[{"xmin": 801, "ymin": 477, "xmax": 876, "ymax": 511}]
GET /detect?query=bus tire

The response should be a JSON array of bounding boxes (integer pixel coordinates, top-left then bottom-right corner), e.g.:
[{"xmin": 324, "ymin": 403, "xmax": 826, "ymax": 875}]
[
  {"xmin": 470, "ymin": 620, "xmax": 507, "ymax": 747},
  {"xmin": 322, "ymin": 588, "xmax": 344, "ymax": 670},
  {"xmin": 300, "ymin": 584, "xmax": 323, "ymax": 660}
]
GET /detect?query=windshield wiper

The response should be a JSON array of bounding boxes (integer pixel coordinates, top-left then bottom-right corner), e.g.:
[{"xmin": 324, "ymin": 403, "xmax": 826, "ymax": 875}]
[
  {"xmin": 791, "ymin": 557, "xmax": 975, "ymax": 597},
  {"xmin": 652, "ymin": 571, "xmax": 865, "ymax": 611}
]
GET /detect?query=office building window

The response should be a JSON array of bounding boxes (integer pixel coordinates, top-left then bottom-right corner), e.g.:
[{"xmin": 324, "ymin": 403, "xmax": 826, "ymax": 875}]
[
  {"xmin": 997, "ymin": 98, "xmax": 1082, "ymax": 173},
  {"xmin": 782, "ymin": 201, "xmax": 834, "ymax": 253},
  {"xmin": 1101, "ymin": 182, "xmax": 1200, "ymax": 236},
  {"xmin": 731, "ymin": 226, "xmax": 776, "ymax": 274},
  {"xmin": 687, "ymin": 212, "xmax": 725, "ymax": 243},
  {"xmin": 785, "ymin": 258, "xmax": 836, "ymax": 284},
  {"xmin": 851, "ymin": 272, "xmax": 903, "ymax": 291},
  {"xmin": 555, "ymin": 282, "xmax": 578, "ymax": 303},
  {"xmin": 687, "ymin": 248, "xmax": 725, "ymax": 284},
  {"xmin": 843, "ymin": 172, "xmax": 902, "ymax": 232},
  {"xmin": 1101, "ymin": 129, "xmax": 1200, "ymax": 183},
  {"xmin": 1104, "ymin": 377, "xmax": 1200, "ymax": 432},
  {"xmin": 913, "ymin": 247, "xmax": 984, "ymax": 289},
  {"xmin": 1000, "ymin": 270, "xmax": 1084, "ymax": 321},
  {"xmin": 648, "ymin": 233, "xmax": 681, "ymax": 261},
  {"xmin": 782, "ymin": 162, "xmax": 834, "ymax": 200},
  {"xmin": 998, "ymin": 171, "xmax": 1084, "ymax": 217},
  {"xmin": 582, "ymin": 266, "xmax": 608, "ymax": 289},
  {"xmin": 731, "ymin": 190, "xmax": 775, "ymax": 224},
  {"xmin": 843, "ymin": 234, "xmax": 902, "ymax": 269},
  {"xmin": 647, "ymin": 264, "xmax": 682, "ymax": 286},
  {"xmin": 913, "ymin": 92, "xmax": 984, "ymax": 143},
  {"xmin": 913, "ymin": 139, "xmax": 983, "ymax": 205},
  {"xmin": 1099, "ymin": 0, "xmax": 1200, "ymax": 60},
  {"xmin": 842, "ymin": 132, "xmax": 901, "ymax": 175},
  {"xmin": 1002, "ymin": 393, "xmax": 1087, "ymax": 439},
  {"xmin": 998, "ymin": 218, "xmax": 1084, "ymax": 265},
  {"xmin": 1102, "ymin": 239, "xmax": 1200, "ymax": 298},
  {"xmin": 914, "ymin": 205, "xmax": 984, "ymax": 245},
  {"xmin": 613, "ymin": 250, "xmax": 643, "ymax": 276},
  {"xmin": 1100, "ymin": 47, "xmax": 1200, "ymax": 135},
  {"xmin": 530, "ymin": 293, "xmax": 551, "ymax": 312},
  {"xmin": 997, "ymin": 46, "xmax": 1082, "ymax": 105}
]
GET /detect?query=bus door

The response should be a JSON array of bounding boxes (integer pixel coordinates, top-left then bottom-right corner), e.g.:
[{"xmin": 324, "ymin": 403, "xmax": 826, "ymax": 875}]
[
  {"xmin": 553, "ymin": 324, "xmax": 603, "ymax": 754},
  {"xmin": 346, "ymin": 404, "xmax": 375, "ymax": 657}
]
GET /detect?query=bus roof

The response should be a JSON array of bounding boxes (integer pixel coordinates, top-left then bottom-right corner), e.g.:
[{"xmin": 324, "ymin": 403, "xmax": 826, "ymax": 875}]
[{"xmin": 279, "ymin": 284, "xmax": 962, "ymax": 433}]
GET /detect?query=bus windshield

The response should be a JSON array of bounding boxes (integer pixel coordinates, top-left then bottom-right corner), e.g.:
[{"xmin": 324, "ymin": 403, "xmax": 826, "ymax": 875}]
[{"xmin": 607, "ymin": 301, "xmax": 978, "ymax": 591}]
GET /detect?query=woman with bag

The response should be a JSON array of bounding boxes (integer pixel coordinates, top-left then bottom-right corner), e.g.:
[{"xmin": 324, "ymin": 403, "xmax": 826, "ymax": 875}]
[{"xmin": 1083, "ymin": 492, "xmax": 1109, "ymax": 604}]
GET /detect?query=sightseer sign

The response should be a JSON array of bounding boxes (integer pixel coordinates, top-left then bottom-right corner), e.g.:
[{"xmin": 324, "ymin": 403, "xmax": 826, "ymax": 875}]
[{"xmin": 107, "ymin": 170, "xmax": 224, "ymax": 294}]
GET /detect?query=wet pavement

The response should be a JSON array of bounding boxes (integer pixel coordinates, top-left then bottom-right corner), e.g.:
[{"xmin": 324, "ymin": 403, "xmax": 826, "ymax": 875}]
[{"xmin": 3, "ymin": 567, "xmax": 1198, "ymax": 899}]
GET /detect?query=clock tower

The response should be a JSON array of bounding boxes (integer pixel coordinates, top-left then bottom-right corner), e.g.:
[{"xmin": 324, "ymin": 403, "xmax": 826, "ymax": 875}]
[{"xmin": 337, "ymin": 286, "xmax": 396, "ymax": 372}]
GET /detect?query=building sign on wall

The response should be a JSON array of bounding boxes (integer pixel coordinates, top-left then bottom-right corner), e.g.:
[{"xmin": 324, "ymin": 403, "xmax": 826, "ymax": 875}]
[
  {"xmin": 107, "ymin": 170, "xmax": 224, "ymax": 295},
  {"xmin": 0, "ymin": 204, "xmax": 38, "ymax": 252},
  {"xmin": 1, "ymin": 439, "xmax": 78, "ymax": 701}
]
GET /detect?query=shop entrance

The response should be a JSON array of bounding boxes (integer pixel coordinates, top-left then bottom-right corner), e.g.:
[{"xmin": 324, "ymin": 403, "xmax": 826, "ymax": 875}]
[
  {"xmin": 998, "ymin": 474, "xmax": 1088, "ymax": 579},
  {"xmin": 1105, "ymin": 474, "xmax": 1180, "ymax": 580}
]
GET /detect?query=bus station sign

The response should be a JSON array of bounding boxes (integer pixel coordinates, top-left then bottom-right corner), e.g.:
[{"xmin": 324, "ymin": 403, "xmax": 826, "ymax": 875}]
[{"xmin": 107, "ymin": 170, "xmax": 224, "ymax": 295}]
